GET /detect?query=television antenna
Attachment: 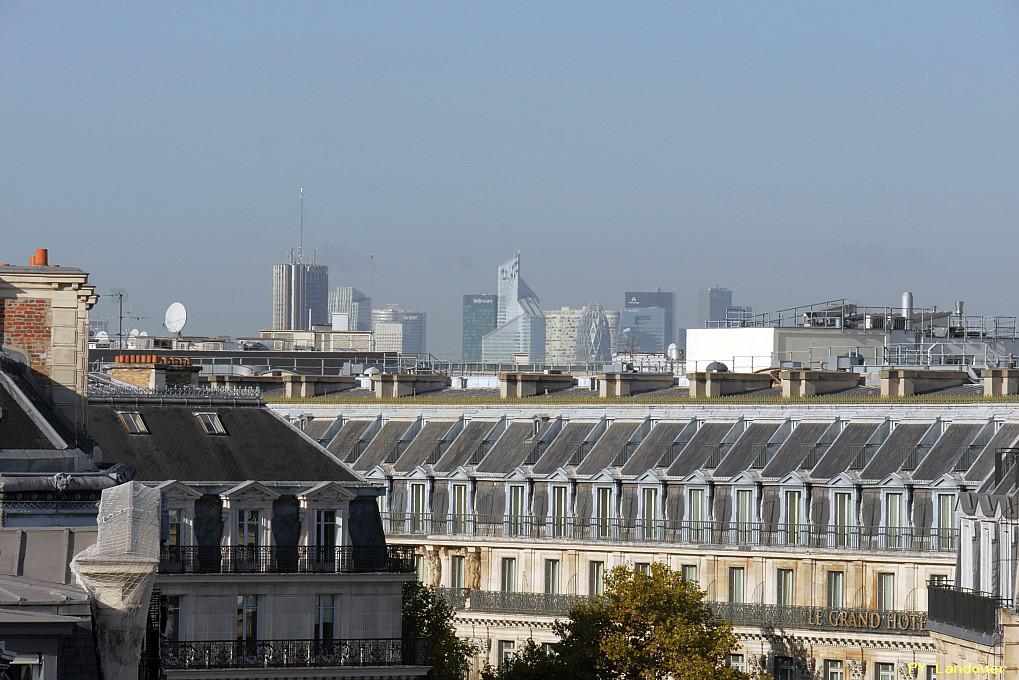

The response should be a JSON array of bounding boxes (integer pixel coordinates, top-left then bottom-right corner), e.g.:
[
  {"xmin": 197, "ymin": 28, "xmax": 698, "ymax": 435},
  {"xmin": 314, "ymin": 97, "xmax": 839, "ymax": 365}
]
[{"xmin": 164, "ymin": 302, "xmax": 188, "ymax": 337}]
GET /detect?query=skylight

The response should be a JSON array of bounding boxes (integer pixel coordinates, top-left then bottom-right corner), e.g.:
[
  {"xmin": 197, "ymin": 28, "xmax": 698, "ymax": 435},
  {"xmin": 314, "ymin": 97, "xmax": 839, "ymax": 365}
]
[
  {"xmin": 117, "ymin": 411, "xmax": 149, "ymax": 435},
  {"xmin": 195, "ymin": 412, "xmax": 227, "ymax": 435}
]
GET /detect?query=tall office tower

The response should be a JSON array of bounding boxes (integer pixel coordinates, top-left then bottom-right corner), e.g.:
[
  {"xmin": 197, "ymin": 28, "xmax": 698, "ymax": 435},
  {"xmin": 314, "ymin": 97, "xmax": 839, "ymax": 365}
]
[
  {"xmin": 271, "ymin": 261, "xmax": 329, "ymax": 330},
  {"xmin": 619, "ymin": 306, "xmax": 667, "ymax": 353},
  {"xmin": 482, "ymin": 251, "xmax": 545, "ymax": 363},
  {"xmin": 623, "ymin": 291, "xmax": 675, "ymax": 350},
  {"xmin": 699, "ymin": 286, "xmax": 733, "ymax": 326},
  {"xmin": 328, "ymin": 286, "xmax": 372, "ymax": 331},
  {"xmin": 575, "ymin": 304, "xmax": 612, "ymax": 363},
  {"xmin": 605, "ymin": 310, "xmax": 620, "ymax": 354},
  {"xmin": 462, "ymin": 294, "xmax": 498, "ymax": 362},
  {"xmin": 372, "ymin": 305, "xmax": 427, "ymax": 354},
  {"xmin": 544, "ymin": 307, "xmax": 585, "ymax": 364}
]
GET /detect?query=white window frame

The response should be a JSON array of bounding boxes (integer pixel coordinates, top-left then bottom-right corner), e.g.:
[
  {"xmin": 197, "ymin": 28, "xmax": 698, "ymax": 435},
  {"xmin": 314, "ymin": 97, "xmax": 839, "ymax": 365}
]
[
  {"xmin": 830, "ymin": 486, "xmax": 858, "ymax": 548},
  {"xmin": 547, "ymin": 484, "xmax": 572, "ymax": 538},
  {"xmin": 879, "ymin": 487, "xmax": 908, "ymax": 549},
  {"xmin": 594, "ymin": 484, "xmax": 616, "ymax": 538},
  {"xmin": 778, "ymin": 487, "xmax": 806, "ymax": 546},
  {"xmin": 505, "ymin": 482, "xmax": 528, "ymax": 536},
  {"xmin": 637, "ymin": 484, "xmax": 661, "ymax": 540},
  {"xmin": 732, "ymin": 486, "xmax": 758, "ymax": 544},
  {"xmin": 686, "ymin": 486, "xmax": 709, "ymax": 541}
]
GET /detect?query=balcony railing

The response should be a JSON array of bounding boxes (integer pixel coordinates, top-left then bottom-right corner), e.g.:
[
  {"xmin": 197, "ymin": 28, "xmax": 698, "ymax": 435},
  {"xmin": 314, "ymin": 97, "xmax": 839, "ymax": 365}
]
[
  {"xmin": 436, "ymin": 589, "xmax": 928, "ymax": 635},
  {"xmin": 383, "ymin": 513, "xmax": 958, "ymax": 554},
  {"xmin": 161, "ymin": 638, "xmax": 426, "ymax": 670},
  {"xmin": 158, "ymin": 545, "xmax": 416, "ymax": 574},
  {"xmin": 927, "ymin": 581, "xmax": 1010, "ymax": 639}
]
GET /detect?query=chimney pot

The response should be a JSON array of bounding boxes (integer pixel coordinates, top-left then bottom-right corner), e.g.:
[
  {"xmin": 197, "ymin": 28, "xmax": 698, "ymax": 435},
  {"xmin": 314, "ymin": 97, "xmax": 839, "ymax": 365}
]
[{"xmin": 33, "ymin": 248, "xmax": 48, "ymax": 267}]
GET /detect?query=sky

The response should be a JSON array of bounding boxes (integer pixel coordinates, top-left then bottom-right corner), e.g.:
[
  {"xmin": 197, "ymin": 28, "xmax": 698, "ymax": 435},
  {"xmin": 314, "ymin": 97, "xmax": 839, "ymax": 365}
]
[{"xmin": 2, "ymin": 2, "xmax": 1018, "ymax": 358}]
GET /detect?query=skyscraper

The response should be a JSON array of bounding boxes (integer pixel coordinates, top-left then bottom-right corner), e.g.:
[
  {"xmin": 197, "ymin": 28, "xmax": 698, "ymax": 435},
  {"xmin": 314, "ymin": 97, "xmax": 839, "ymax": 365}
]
[
  {"xmin": 619, "ymin": 306, "xmax": 667, "ymax": 353},
  {"xmin": 622, "ymin": 290, "xmax": 675, "ymax": 352},
  {"xmin": 575, "ymin": 304, "xmax": 612, "ymax": 363},
  {"xmin": 544, "ymin": 307, "xmax": 585, "ymax": 364},
  {"xmin": 372, "ymin": 305, "xmax": 427, "ymax": 354},
  {"xmin": 328, "ymin": 286, "xmax": 372, "ymax": 331},
  {"xmin": 699, "ymin": 286, "xmax": 733, "ymax": 327},
  {"xmin": 271, "ymin": 261, "xmax": 329, "ymax": 330},
  {"xmin": 462, "ymin": 294, "xmax": 498, "ymax": 362},
  {"xmin": 482, "ymin": 252, "xmax": 545, "ymax": 363}
]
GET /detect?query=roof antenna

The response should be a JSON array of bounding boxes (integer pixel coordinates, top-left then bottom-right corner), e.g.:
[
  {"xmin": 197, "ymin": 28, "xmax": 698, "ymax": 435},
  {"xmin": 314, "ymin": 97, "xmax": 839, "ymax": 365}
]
[{"xmin": 298, "ymin": 186, "xmax": 304, "ymax": 264}]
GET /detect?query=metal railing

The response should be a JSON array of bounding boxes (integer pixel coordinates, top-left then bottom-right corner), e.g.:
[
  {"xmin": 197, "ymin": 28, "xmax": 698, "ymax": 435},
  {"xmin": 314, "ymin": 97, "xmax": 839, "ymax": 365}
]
[
  {"xmin": 383, "ymin": 513, "xmax": 959, "ymax": 553},
  {"xmin": 436, "ymin": 589, "xmax": 927, "ymax": 635},
  {"xmin": 161, "ymin": 638, "xmax": 426, "ymax": 670},
  {"xmin": 927, "ymin": 581, "xmax": 1009, "ymax": 636},
  {"xmin": 158, "ymin": 545, "xmax": 416, "ymax": 574}
]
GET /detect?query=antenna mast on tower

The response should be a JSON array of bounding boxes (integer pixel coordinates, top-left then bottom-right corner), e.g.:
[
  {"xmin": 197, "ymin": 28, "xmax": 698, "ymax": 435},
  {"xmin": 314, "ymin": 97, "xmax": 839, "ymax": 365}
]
[{"xmin": 298, "ymin": 186, "xmax": 304, "ymax": 264}]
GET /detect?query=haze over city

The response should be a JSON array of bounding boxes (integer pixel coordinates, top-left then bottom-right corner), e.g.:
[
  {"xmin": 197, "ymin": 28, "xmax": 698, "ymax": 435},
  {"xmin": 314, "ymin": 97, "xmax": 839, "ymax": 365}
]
[{"xmin": 3, "ymin": 2, "xmax": 1019, "ymax": 356}]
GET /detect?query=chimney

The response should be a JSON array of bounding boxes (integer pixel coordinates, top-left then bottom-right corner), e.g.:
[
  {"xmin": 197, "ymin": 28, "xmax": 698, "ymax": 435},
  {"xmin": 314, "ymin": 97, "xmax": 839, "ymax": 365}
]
[{"xmin": 29, "ymin": 248, "xmax": 49, "ymax": 267}]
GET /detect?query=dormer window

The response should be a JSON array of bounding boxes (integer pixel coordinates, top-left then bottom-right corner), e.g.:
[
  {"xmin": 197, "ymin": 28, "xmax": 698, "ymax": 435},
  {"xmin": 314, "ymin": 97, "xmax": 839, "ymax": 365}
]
[
  {"xmin": 117, "ymin": 411, "xmax": 148, "ymax": 435},
  {"xmin": 195, "ymin": 412, "xmax": 227, "ymax": 435}
]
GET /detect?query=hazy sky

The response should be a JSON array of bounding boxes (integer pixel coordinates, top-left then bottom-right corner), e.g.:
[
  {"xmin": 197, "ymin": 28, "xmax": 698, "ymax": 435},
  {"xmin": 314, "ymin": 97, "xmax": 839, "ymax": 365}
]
[{"xmin": 3, "ymin": 2, "xmax": 1018, "ymax": 358}]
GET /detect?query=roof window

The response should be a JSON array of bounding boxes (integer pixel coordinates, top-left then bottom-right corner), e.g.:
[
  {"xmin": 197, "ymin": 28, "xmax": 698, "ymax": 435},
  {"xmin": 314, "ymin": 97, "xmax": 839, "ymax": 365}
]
[
  {"xmin": 195, "ymin": 412, "xmax": 227, "ymax": 435},
  {"xmin": 117, "ymin": 411, "xmax": 149, "ymax": 435}
]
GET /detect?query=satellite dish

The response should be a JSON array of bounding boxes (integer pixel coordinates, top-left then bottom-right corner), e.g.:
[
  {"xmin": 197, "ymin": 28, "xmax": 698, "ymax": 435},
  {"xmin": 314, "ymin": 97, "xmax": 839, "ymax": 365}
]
[
  {"xmin": 164, "ymin": 302, "xmax": 188, "ymax": 335},
  {"xmin": 96, "ymin": 330, "xmax": 109, "ymax": 340},
  {"xmin": 129, "ymin": 328, "xmax": 140, "ymax": 338},
  {"xmin": 139, "ymin": 331, "xmax": 149, "ymax": 337}
]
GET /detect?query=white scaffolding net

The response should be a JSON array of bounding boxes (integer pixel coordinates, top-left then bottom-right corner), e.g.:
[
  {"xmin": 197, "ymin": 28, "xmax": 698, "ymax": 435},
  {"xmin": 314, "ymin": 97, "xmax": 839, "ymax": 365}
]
[{"xmin": 71, "ymin": 481, "xmax": 161, "ymax": 680}]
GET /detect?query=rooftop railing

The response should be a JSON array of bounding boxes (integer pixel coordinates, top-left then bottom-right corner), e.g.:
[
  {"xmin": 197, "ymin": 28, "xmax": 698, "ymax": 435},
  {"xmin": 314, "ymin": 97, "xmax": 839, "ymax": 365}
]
[
  {"xmin": 927, "ymin": 581, "xmax": 1010, "ymax": 639},
  {"xmin": 383, "ymin": 513, "xmax": 958, "ymax": 554},
  {"xmin": 161, "ymin": 638, "xmax": 426, "ymax": 670},
  {"xmin": 436, "ymin": 588, "xmax": 928, "ymax": 635},
  {"xmin": 158, "ymin": 545, "xmax": 416, "ymax": 575}
]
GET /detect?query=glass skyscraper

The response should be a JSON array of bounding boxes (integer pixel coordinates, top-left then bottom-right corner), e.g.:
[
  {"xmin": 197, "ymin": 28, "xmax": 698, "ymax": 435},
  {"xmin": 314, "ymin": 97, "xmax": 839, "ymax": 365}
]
[
  {"xmin": 482, "ymin": 252, "xmax": 545, "ymax": 363},
  {"xmin": 622, "ymin": 290, "xmax": 675, "ymax": 352},
  {"xmin": 462, "ymin": 294, "xmax": 498, "ymax": 362}
]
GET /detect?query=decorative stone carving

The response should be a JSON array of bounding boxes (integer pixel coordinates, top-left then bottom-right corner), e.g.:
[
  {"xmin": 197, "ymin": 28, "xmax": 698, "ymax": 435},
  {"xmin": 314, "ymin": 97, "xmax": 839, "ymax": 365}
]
[
  {"xmin": 466, "ymin": 548, "xmax": 481, "ymax": 590},
  {"xmin": 426, "ymin": 549, "xmax": 441, "ymax": 587},
  {"xmin": 847, "ymin": 659, "xmax": 864, "ymax": 680}
]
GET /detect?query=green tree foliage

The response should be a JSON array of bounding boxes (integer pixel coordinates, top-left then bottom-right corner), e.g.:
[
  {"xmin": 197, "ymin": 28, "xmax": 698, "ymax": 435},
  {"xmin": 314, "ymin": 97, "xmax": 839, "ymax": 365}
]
[
  {"xmin": 483, "ymin": 563, "xmax": 755, "ymax": 680},
  {"xmin": 403, "ymin": 581, "xmax": 478, "ymax": 680}
]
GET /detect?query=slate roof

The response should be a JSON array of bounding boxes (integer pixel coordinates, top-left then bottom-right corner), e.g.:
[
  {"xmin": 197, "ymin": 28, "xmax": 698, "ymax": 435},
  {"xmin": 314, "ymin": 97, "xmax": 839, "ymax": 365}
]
[
  {"xmin": 0, "ymin": 380, "xmax": 56, "ymax": 450},
  {"xmin": 88, "ymin": 402, "xmax": 358, "ymax": 482}
]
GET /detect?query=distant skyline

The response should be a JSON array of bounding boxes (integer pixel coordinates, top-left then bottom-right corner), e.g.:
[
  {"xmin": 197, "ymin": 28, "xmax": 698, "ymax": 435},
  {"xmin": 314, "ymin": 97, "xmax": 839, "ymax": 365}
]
[{"xmin": 3, "ymin": 2, "xmax": 1019, "ymax": 357}]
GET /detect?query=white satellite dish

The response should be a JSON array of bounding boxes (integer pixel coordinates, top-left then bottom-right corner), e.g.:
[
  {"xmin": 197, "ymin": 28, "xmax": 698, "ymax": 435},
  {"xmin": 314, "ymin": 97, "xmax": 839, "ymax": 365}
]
[
  {"xmin": 96, "ymin": 330, "xmax": 109, "ymax": 340},
  {"xmin": 139, "ymin": 331, "xmax": 149, "ymax": 337},
  {"xmin": 129, "ymin": 328, "xmax": 140, "ymax": 338},
  {"xmin": 164, "ymin": 302, "xmax": 188, "ymax": 335}
]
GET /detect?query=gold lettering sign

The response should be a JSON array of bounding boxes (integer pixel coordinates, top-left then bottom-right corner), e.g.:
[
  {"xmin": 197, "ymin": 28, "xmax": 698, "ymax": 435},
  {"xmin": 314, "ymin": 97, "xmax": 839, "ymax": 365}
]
[{"xmin": 806, "ymin": 608, "xmax": 925, "ymax": 631}]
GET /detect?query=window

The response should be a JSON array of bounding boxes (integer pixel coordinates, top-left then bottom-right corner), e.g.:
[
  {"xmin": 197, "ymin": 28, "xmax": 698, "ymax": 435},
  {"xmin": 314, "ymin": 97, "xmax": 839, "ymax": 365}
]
[
  {"xmin": 689, "ymin": 488, "xmax": 706, "ymax": 541},
  {"xmin": 411, "ymin": 483, "xmax": 426, "ymax": 532},
  {"xmin": 827, "ymin": 571, "xmax": 844, "ymax": 609},
  {"xmin": 834, "ymin": 491, "xmax": 853, "ymax": 547},
  {"xmin": 452, "ymin": 484, "xmax": 469, "ymax": 533},
  {"xmin": 117, "ymin": 411, "xmax": 148, "ymax": 434},
  {"xmin": 877, "ymin": 572, "xmax": 895, "ymax": 611},
  {"xmin": 937, "ymin": 493, "xmax": 955, "ymax": 550},
  {"xmin": 729, "ymin": 654, "xmax": 745, "ymax": 672},
  {"xmin": 315, "ymin": 510, "xmax": 337, "ymax": 548},
  {"xmin": 544, "ymin": 559, "xmax": 560, "ymax": 594},
  {"xmin": 728, "ymin": 567, "xmax": 744, "ymax": 604},
  {"xmin": 166, "ymin": 508, "xmax": 183, "ymax": 548},
  {"xmin": 589, "ymin": 561, "xmax": 605, "ymax": 596},
  {"xmin": 925, "ymin": 664, "xmax": 937, "ymax": 680},
  {"xmin": 551, "ymin": 486, "xmax": 569, "ymax": 538},
  {"xmin": 777, "ymin": 568, "xmax": 794, "ymax": 606},
  {"xmin": 641, "ymin": 487, "xmax": 658, "ymax": 539},
  {"xmin": 736, "ymin": 489, "xmax": 754, "ymax": 544},
  {"xmin": 195, "ymin": 412, "xmax": 226, "ymax": 435},
  {"xmin": 162, "ymin": 595, "xmax": 181, "ymax": 642},
  {"xmin": 634, "ymin": 562, "xmax": 650, "ymax": 575},
  {"xmin": 825, "ymin": 660, "xmax": 844, "ymax": 680},
  {"xmin": 876, "ymin": 663, "xmax": 895, "ymax": 680},
  {"xmin": 774, "ymin": 655, "xmax": 795, "ymax": 680},
  {"xmin": 784, "ymin": 490, "xmax": 801, "ymax": 545},
  {"xmin": 596, "ymin": 487, "xmax": 613, "ymax": 538},
  {"xmin": 498, "ymin": 640, "xmax": 516, "ymax": 668},
  {"xmin": 450, "ymin": 556, "xmax": 465, "ymax": 589},
  {"xmin": 314, "ymin": 595, "xmax": 335, "ymax": 642},
  {"xmin": 885, "ymin": 492, "xmax": 903, "ymax": 548},
  {"xmin": 236, "ymin": 595, "xmax": 258, "ymax": 641},
  {"xmin": 508, "ymin": 485, "xmax": 524, "ymax": 536},
  {"xmin": 929, "ymin": 573, "xmax": 948, "ymax": 585},
  {"xmin": 682, "ymin": 564, "xmax": 698, "ymax": 583},
  {"xmin": 501, "ymin": 557, "xmax": 516, "ymax": 593},
  {"xmin": 237, "ymin": 510, "xmax": 260, "ymax": 549}
]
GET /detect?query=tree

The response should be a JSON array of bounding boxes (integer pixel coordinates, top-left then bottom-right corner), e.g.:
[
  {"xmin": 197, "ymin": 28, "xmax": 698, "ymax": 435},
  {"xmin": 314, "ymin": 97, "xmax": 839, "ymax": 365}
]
[
  {"xmin": 483, "ymin": 563, "xmax": 756, "ymax": 680},
  {"xmin": 403, "ymin": 581, "xmax": 478, "ymax": 680}
]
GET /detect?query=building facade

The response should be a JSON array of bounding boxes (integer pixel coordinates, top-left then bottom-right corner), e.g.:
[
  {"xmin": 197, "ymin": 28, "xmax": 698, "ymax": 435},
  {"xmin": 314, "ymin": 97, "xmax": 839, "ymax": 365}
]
[
  {"xmin": 544, "ymin": 307, "xmax": 584, "ymax": 364},
  {"xmin": 482, "ymin": 253, "xmax": 545, "ymax": 364},
  {"xmin": 619, "ymin": 306, "xmax": 667, "ymax": 354},
  {"xmin": 624, "ymin": 291, "xmax": 674, "ymax": 351},
  {"xmin": 279, "ymin": 400, "xmax": 1012, "ymax": 679},
  {"xmin": 700, "ymin": 286, "xmax": 734, "ymax": 327},
  {"xmin": 272, "ymin": 262, "xmax": 329, "ymax": 331},
  {"xmin": 462, "ymin": 295, "xmax": 498, "ymax": 362},
  {"xmin": 373, "ymin": 306, "xmax": 427, "ymax": 355},
  {"xmin": 329, "ymin": 286, "xmax": 372, "ymax": 332}
]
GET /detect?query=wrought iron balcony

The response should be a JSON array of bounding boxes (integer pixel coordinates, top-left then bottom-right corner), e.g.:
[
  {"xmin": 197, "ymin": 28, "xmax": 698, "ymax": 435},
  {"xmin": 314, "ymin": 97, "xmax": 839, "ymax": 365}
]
[
  {"xmin": 158, "ymin": 545, "xmax": 416, "ymax": 575},
  {"xmin": 161, "ymin": 638, "xmax": 426, "ymax": 670},
  {"xmin": 927, "ymin": 581, "xmax": 1010, "ymax": 642},
  {"xmin": 382, "ymin": 512, "xmax": 958, "ymax": 554},
  {"xmin": 436, "ymin": 588, "xmax": 928, "ymax": 636}
]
